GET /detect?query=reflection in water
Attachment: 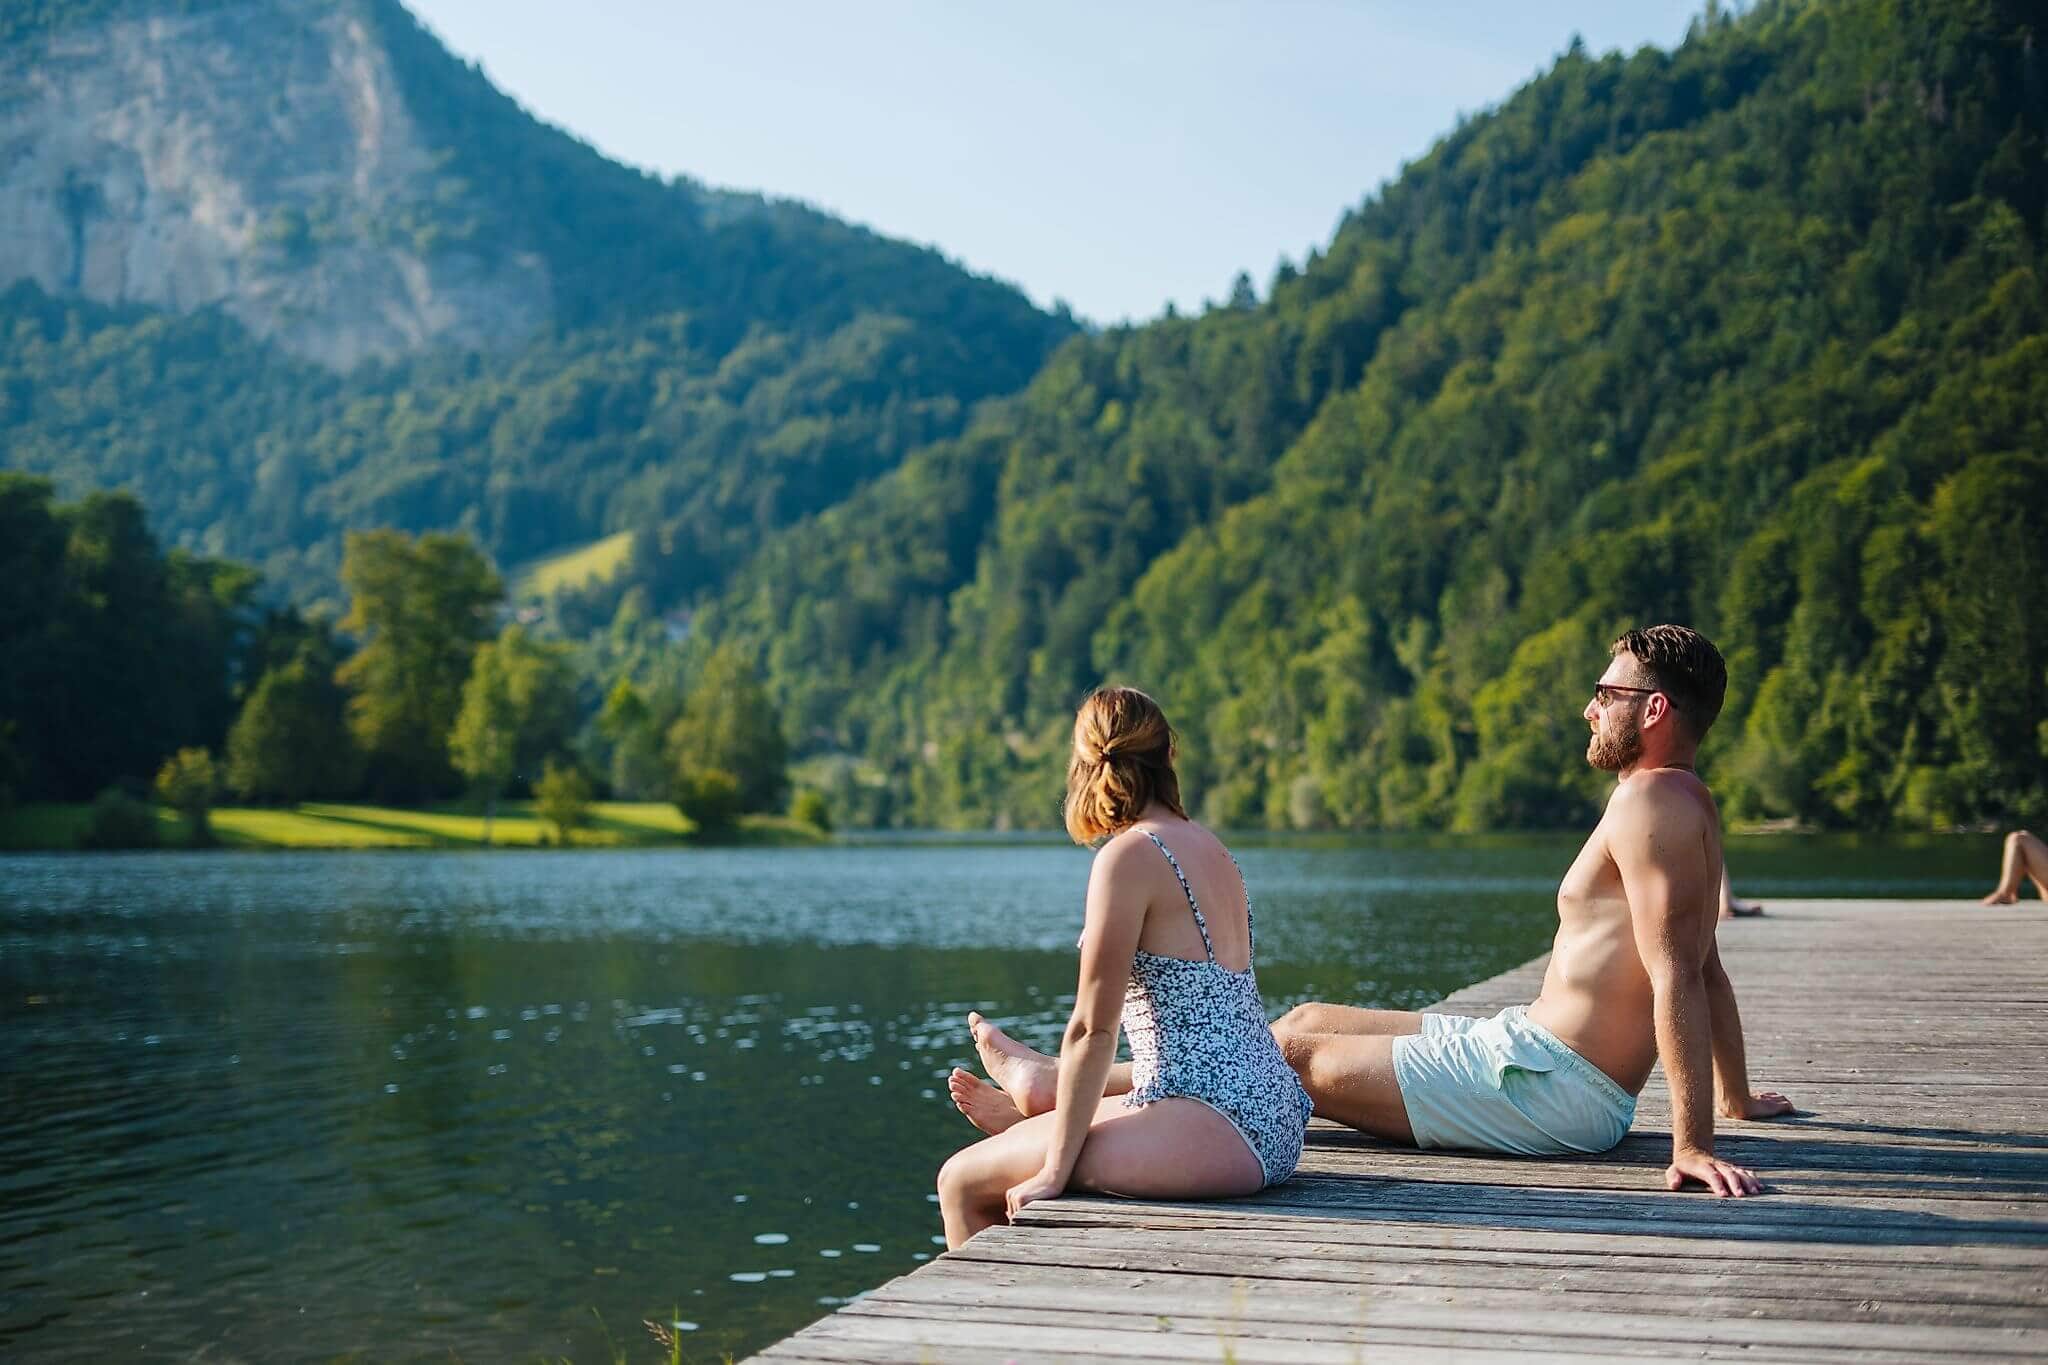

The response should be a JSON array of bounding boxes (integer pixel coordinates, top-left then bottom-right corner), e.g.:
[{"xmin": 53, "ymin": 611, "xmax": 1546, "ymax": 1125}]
[{"xmin": 0, "ymin": 836, "xmax": 1991, "ymax": 1360}]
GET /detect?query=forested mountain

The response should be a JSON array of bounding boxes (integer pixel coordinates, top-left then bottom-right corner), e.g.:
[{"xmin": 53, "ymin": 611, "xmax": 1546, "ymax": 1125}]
[
  {"xmin": 686, "ymin": 0, "xmax": 2048, "ymax": 833},
  {"xmin": 0, "ymin": 0, "xmax": 1072, "ymax": 598},
  {"xmin": 8, "ymin": 0, "xmax": 2043, "ymax": 834}
]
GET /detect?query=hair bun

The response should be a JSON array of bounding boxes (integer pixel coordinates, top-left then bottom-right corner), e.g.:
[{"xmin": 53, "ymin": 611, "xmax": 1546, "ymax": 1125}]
[{"xmin": 1063, "ymin": 686, "xmax": 1187, "ymax": 843}]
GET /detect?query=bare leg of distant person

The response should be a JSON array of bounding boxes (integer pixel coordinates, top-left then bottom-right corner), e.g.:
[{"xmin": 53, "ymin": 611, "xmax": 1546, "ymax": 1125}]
[
  {"xmin": 1983, "ymin": 830, "xmax": 2048, "ymax": 905},
  {"xmin": 1720, "ymin": 860, "xmax": 1763, "ymax": 920}
]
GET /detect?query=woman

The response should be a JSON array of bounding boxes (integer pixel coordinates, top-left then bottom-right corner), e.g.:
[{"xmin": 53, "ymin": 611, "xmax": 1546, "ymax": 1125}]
[{"xmin": 934, "ymin": 686, "xmax": 1312, "ymax": 1249}]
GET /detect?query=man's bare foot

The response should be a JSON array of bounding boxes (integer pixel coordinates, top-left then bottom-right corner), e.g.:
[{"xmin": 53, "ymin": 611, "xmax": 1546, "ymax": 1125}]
[
  {"xmin": 1720, "ymin": 900, "xmax": 1766, "ymax": 920},
  {"xmin": 948, "ymin": 1067, "xmax": 1024, "ymax": 1136},
  {"xmin": 968, "ymin": 1012, "xmax": 1057, "ymax": 1117}
]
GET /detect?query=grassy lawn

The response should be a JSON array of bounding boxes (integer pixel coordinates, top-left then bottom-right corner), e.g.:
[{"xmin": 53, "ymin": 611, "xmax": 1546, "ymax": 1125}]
[
  {"xmin": 211, "ymin": 807, "xmax": 435, "ymax": 848},
  {"xmin": 292, "ymin": 801, "xmax": 690, "ymax": 847},
  {"xmin": 0, "ymin": 800, "xmax": 827, "ymax": 851},
  {"xmin": 508, "ymin": 530, "xmax": 636, "ymax": 599}
]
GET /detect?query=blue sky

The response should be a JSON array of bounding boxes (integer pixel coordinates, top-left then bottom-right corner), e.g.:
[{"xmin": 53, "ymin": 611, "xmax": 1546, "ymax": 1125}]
[{"xmin": 405, "ymin": 1, "xmax": 1709, "ymax": 325}]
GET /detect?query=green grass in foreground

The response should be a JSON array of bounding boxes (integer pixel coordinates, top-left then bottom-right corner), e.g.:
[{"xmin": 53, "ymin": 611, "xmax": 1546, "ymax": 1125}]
[
  {"xmin": 509, "ymin": 530, "xmax": 636, "ymax": 599},
  {"xmin": 0, "ymin": 800, "xmax": 828, "ymax": 851}
]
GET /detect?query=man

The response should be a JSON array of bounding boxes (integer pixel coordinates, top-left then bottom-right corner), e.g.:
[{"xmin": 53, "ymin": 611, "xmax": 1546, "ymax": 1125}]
[
  {"xmin": 1270, "ymin": 624, "xmax": 1791, "ymax": 1195},
  {"xmin": 952, "ymin": 625, "xmax": 1792, "ymax": 1196}
]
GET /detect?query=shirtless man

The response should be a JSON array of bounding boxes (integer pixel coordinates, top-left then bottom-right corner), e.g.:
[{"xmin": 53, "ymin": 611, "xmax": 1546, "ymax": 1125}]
[{"xmin": 952, "ymin": 625, "xmax": 1793, "ymax": 1196}]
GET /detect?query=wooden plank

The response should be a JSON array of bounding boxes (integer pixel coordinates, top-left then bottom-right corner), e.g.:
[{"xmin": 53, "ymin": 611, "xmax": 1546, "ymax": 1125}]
[
  {"xmin": 1011, "ymin": 1205, "xmax": 2048, "ymax": 1266},
  {"xmin": 1297, "ymin": 1147, "xmax": 2048, "ymax": 1196},
  {"xmin": 1164, "ymin": 1178, "xmax": 2048, "ymax": 1232},
  {"xmin": 876, "ymin": 1259, "xmax": 2048, "ymax": 1337},
  {"xmin": 756, "ymin": 1310, "xmax": 1718, "ymax": 1364},
  {"xmin": 941, "ymin": 1240, "xmax": 2048, "ymax": 1324},
  {"xmin": 1303, "ymin": 1121, "xmax": 2048, "ymax": 1156},
  {"xmin": 824, "ymin": 1294, "xmax": 2040, "ymax": 1363},
  {"xmin": 952, "ymin": 1223, "xmax": 2048, "ymax": 1296},
  {"xmin": 1015, "ymin": 1203, "xmax": 2048, "ymax": 1260},
  {"xmin": 748, "ymin": 899, "xmax": 2048, "ymax": 1362}
]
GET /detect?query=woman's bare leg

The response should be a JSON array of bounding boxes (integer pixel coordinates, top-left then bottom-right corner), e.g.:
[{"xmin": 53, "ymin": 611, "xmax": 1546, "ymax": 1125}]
[
  {"xmin": 936, "ymin": 1096, "xmax": 1263, "ymax": 1249},
  {"xmin": 969, "ymin": 1013, "xmax": 1131, "ymax": 1117},
  {"xmin": 1983, "ymin": 830, "xmax": 2048, "ymax": 904},
  {"xmin": 948, "ymin": 1068, "xmax": 1024, "ymax": 1135},
  {"xmin": 970, "ymin": 1000, "xmax": 1428, "ymax": 1120}
]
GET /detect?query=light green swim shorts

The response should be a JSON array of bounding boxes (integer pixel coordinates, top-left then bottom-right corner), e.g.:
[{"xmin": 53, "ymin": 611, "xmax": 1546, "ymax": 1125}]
[{"xmin": 1391, "ymin": 1006, "xmax": 1636, "ymax": 1155}]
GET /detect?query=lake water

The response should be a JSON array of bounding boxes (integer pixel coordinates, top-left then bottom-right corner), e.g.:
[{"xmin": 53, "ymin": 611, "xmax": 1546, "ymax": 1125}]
[{"xmin": 0, "ymin": 833, "xmax": 1996, "ymax": 1361}]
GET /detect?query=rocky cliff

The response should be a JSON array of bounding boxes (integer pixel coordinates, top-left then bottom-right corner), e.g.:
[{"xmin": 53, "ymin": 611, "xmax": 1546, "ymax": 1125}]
[{"xmin": 0, "ymin": 0, "xmax": 550, "ymax": 368}]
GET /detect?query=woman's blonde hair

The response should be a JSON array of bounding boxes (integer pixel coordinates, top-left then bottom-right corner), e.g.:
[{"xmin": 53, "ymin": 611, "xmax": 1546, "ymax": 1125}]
[{"xmin": 1063, "ymin": 686, "xmax": 1186, "ymax": 844}]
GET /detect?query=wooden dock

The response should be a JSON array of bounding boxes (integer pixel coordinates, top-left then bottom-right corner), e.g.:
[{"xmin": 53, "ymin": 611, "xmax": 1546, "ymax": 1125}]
[{"xmin": 753, "ymin": 899, "xmax": 2048, "ymax": 1362}]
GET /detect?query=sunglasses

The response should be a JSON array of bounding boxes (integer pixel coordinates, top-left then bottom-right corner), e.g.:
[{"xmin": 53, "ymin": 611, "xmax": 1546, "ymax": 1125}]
[{"xmin": 1592, "ymin": 682, "xmax": 1659, "ymax": 707}]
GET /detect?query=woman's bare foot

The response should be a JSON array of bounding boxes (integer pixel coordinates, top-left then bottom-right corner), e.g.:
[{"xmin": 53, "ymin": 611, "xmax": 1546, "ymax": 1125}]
[
  {"xmin": 948, "ymin": 1067, "xmax": 1024, "ymax": 1136},
  {"xmin": 1720, "ymin": 900, "xmax": 1765, "ymax": 920},
  {"xmin": 968, "ymin": 1012, "xmax": 1057, "ymax": 1116},
  {"xmin": 1982, "ymin": 887, "xmax": 2019, "ymax": 905}
]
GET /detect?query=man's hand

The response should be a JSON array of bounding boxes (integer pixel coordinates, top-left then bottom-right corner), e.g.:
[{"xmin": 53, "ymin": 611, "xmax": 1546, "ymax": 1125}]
[
  {"xmin": 1666, "ymin": 1146, "xmax": 1762, "ymax": 1197},
  {"xmin": 1720, "ymin": 1090, "xmax": 1795, "ymax": 1120}
]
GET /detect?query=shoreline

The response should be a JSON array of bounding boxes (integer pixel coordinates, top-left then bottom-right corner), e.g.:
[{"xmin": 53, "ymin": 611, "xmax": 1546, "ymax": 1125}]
[
  {"xmin": 0, "ymin": 805, "xmax": 2005, "ymax": 855},
  {"xmin": 0, "ymin": 800, "xmax": 829, "ymax": 853}
]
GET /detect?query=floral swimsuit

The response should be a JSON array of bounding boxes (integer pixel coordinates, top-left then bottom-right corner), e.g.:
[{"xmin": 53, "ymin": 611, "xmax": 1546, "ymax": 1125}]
[{"xmin": 1117, "ymin": 831, "xmax": 1313, "ymax": 1186}]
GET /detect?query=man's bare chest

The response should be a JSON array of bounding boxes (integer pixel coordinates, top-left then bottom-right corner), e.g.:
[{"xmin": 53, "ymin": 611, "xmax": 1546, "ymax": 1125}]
[{"xmin": 1557, "ymin": 822, "xmax": 1629, "ymax": 924}]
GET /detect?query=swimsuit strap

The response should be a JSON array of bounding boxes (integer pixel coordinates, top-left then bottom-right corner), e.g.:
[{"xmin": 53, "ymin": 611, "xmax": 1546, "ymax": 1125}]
[
  {"xmin": 1226, "ymin": 850, "xmax": 1256, "ymax": 967},
  {"xmin": 1142, "ymin": 830, "xmax": 1216, "ymax": 964}
]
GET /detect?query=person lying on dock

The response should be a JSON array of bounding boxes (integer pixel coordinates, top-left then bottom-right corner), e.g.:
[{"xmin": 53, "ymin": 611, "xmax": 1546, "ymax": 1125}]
[
  {"xmin": 1982, "ymin": 829, "xmax": 2048, "ymax": 904},
  {"xmin": 1720, "ymin": 861, "xmax": 1764, "ymax": 919},
  {"xmin": 935, "ymin": 687, "xmax": 1313, "ymax": 1248},
  {"xmin": 956, "ymin": 627, "xmax": 1793, "ymax": 1199}
]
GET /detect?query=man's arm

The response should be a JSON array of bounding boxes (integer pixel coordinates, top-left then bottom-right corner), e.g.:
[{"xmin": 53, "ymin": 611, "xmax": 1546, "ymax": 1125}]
[
  {"xmin": 1611, "ymin": 779, "xmax": 1763, "ymax": 1197},
  {"xmin": 1703, "ymin": 940, "xmax": 1794, "ymax": 1120}
]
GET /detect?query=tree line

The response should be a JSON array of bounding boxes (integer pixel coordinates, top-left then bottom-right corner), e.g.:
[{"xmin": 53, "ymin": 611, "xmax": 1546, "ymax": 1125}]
[{"xmin": 0, "ymin": 476, "xmax": 798, "ymax": 845}]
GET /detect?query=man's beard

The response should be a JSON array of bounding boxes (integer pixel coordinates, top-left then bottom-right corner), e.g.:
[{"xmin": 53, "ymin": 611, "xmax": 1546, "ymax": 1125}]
[{"xmin": 1587, "ymin": 711, "xmax": 1644, "ymax": 772}]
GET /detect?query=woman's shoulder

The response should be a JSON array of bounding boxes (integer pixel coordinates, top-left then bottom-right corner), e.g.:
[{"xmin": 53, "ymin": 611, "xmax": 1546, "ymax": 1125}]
[
  {"xmin": 1094, "ymin": 818, "xmax": 1224, "ymax": 867},
  {"xmin": 1092, "ymin": 825, "xmax": 1161, "ymax": 866}
]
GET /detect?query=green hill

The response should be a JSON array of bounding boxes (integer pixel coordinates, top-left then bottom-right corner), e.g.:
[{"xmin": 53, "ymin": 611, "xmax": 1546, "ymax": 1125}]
[
  {"xmin": 0, "ymin": 0, "xmax": 1073, "ymax": 605},
  {"xmin": 8, "ymin": 0, "xmax": 2042, "ymax": 835},
  {"xmin": 690, "ymin": 0, "xmax": 2048, "ymax": 833}
]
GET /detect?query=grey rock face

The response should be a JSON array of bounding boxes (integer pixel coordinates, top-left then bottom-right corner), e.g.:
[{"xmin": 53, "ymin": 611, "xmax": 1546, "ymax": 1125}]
[{"xmin": 0, "ymin": 0, "xmax": 551, "ymax": 369}]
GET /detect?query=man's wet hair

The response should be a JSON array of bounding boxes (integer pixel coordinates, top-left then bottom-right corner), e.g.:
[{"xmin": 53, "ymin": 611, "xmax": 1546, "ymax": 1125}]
[{"xmin": 1611, "ymin": 625, "xmax": 1727, "ymax": 740}]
